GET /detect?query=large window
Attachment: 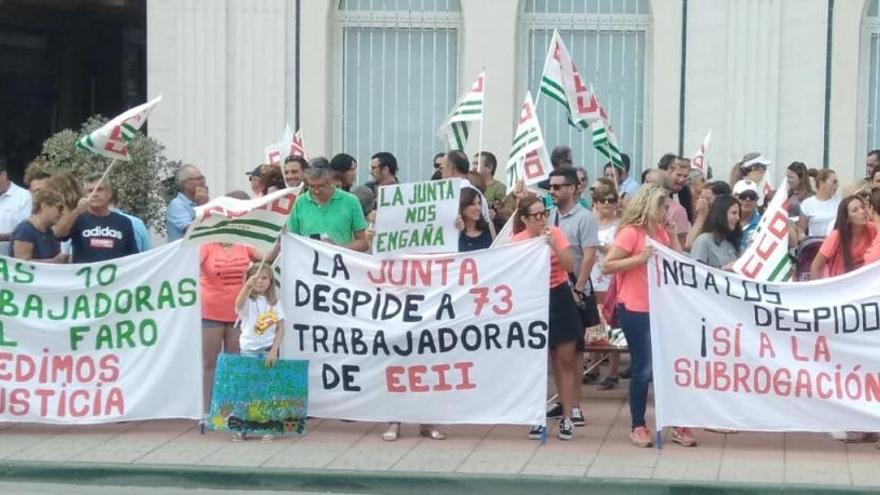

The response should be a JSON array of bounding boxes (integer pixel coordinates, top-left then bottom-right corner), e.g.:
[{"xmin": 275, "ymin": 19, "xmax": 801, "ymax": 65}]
[
  {"xmin": 521, "ymin": 0, "xmax": 651, "ymax": 180},
  {"xmin": 865, "ymin": 0, "xmax": 880, "ymax": 152},
  {"xmin": 336, "ymin": 0, "xmax": 460, "ymax": 184}
]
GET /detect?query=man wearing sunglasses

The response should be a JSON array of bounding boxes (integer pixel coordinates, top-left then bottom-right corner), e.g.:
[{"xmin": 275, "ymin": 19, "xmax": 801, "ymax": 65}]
[{"xmin": 546, "ymin": 166, "xmax": 599, "ymax": 428}]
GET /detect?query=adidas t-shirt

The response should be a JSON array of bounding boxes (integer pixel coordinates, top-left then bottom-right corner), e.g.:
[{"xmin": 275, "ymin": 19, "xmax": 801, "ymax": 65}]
[{"xmin": 70, "ymin": 211, "xmax": 139, "ymax": 263}]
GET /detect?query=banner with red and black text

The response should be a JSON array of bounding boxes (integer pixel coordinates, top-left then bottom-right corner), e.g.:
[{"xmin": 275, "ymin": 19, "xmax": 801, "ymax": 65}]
[
  {"xmin": 649, "ymin": 241, "xmax": 880, "ymax": 431},
  {"xmin": 280, "ymin": 234, "xmax": 549, "ymax": 425}
]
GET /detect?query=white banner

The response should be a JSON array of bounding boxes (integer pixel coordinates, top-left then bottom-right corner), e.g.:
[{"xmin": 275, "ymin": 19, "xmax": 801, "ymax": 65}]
[
  {"xmin": 649, "ymin": 241, "xmax": 880, "ymax": 432},
  {"xmin": 372, "ymin": 179, "xmax": 461, "ymax": 256},
  {"xmin": 0, "ymin": 241, "xmax": 201, "ymax": 424},
  {"xmin": 280, "ymin": 234, "xmax": 550, "ymax": 425}
]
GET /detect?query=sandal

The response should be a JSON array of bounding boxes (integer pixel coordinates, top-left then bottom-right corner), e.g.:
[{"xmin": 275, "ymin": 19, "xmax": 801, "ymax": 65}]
[
  {"xmin": 382, "ymin": 422, "xmax": 400, "ymax": 441},
  {"xmin": 630, "ymin": 426, "xmax": 653, "ymax": 448},
  {"xmin": 672, "ymin": 427, "xmax": 697, "ymax": 447}
]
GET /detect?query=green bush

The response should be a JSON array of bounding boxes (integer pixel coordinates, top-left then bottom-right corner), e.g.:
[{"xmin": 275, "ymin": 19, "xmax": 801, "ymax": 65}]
[{"xmin": 39, "ymin": 116, "xmax": 180, "ymax": 234}]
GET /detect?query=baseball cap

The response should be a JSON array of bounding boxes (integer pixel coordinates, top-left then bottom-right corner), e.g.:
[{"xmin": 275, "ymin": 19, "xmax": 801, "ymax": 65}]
[
  {"xmin": 246, "ymin": 165, "xmax": 263, "ymax": 177},
  {"xmin": 733, "ymin": 179, "xmax": 760, "ymax": 196}
]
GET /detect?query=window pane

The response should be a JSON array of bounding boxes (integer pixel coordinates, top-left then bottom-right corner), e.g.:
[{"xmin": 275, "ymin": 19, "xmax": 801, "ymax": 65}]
[
  {"xmin": 525, "ymin": 28, "xmax": 646, "ymax": 182},
  {"xmin": 339, "ymin": 0, "xmax": 460, "ymax": 12},
  {"xmin": 342, "ymin": 27, "xmax": 458, "ymax": 184},
  {"xmin": 523, "ymin": 0, "xmax": 650, "ymax": 15}
]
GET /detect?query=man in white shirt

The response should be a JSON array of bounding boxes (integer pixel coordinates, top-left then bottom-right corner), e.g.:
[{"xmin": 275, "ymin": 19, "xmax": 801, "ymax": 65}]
[{"xmin": 0, "ymin": 158, "xmax": 33, "ymax": 255}]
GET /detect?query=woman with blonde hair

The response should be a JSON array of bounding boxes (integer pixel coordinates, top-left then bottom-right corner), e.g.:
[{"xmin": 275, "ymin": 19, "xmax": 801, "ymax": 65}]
[
  {"xmin": 603, "ymin": 184, "xmax": 696, "ymax": 448},
  {"xmin": 798, "ymin": 168, "xmax": 840, "ymax": 239}
]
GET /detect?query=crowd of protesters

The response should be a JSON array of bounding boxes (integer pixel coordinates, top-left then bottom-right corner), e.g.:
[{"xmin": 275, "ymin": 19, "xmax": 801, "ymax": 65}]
[{"xmin": 8, "ymin": 144, "xmax": 880, "ymax": 448}]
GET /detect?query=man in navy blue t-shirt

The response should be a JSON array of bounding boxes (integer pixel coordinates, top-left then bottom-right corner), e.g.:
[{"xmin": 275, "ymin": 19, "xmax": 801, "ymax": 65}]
[{"xmin": 58, "ymin": 173, "xmax": 139, "ymax": 264}]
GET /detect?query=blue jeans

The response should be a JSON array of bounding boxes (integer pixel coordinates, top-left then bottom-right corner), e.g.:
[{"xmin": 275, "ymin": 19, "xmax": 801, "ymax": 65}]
[{"xmin": 618, "ymin": 305, "xmax": 652, "ymax": 429}]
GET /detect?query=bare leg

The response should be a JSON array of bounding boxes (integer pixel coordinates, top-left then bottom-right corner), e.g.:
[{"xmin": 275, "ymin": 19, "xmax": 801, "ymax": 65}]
[
  {"xmin": 223, "ymin": 322, "xmax": 241, "ymax": 354},
  {"xmin": 551, "ymin": 341, "xmax": 578, "ymax": 418},
  {"xmin": 202, "ymin": 325, "xmax": 224, "ymax": 412}
]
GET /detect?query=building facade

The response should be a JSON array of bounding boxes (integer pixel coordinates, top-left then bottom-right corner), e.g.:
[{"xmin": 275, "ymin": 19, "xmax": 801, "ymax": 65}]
[{"xmin": 148, "ymin": 0, "xmax": 877, "ymax": 195}]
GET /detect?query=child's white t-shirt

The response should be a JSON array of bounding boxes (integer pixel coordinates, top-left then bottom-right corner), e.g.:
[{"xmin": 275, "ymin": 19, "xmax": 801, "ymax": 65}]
[{"xmin": 237, "ymin": 295, "xmax": 286, "ymax": 352}]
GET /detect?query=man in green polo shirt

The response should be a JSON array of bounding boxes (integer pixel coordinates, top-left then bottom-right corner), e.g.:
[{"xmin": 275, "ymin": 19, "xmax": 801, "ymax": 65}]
[{"xmin": 288, "ymin": 159, "xmax": 369, "ymax": 252}]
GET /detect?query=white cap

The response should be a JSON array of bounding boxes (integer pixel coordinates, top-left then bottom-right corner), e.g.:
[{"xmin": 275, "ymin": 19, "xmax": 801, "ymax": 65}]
[
  {"xmin": 742, "ymin": 155, "xmax": 771, "ymax": 170},
  {"xmin": 733, "ymin": 179, "xmax": 760, "ymax": 196}
]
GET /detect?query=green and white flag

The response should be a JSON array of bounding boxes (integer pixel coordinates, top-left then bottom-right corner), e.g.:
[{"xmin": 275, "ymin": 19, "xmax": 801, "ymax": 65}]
[
  {"xmin": 539, "ymin": 30, "xmax": 603, "ymax": 129},
  {"xmin": 187, "ymin": 187, "xmax": 300, "ymax": 251},
  {"xmin": 589, "ymin": 89, "xmax": 624, "ymax": 169},
  {"xmin": 505, "ymin": 92, "xmax": 552, "ymax": 188},
  {"xmin": 732, "ymin": 179, "xmax": 793, "ymax": 282},
  {"xmin": 75, "ymin": 96, "xmax": 162, "ymax": 161},
  {"xmin": 438, "ymin": 71, "xmax": 485, "ymax": 150}
]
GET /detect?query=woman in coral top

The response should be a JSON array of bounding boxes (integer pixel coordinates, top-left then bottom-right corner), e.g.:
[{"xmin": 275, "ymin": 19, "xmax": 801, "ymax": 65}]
[
  {"xmin": 510, "ymin": 196, "xmax": 580, "ymax": 441},
  {"xmin": 199, "ymin": 191, "xmax": 262, "ymax": 426},
  {"xmin": 603, "ymin": 184, "xmax": 696, "ymax": 448},
  {"xmin": 810, "ymin": 195, "xmax": 877, "ymax": 279},
  {"xmin": 865, "ymin": 189, "xmax": 880, "ymax": 265}
]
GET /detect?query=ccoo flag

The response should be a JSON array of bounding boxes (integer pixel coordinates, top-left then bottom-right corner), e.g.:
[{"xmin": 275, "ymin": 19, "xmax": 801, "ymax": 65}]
[
  {"xmin": 732, "ymin": 179, "xmax": 794, "ymax": 282},
  {"xmin": 187, "ymin": 187, "xmax": 300, "ymax": 252},
  {"xmin": 75, "ymin": 96, "xmax": 162, "ymax": 161},
  {"xmin": 438, "ymin": 71, "xmax": 485, "ymax": 150},
  {"xmin": 588, "ymin": 88, "xmax": 624, "ymax": 169},
  {"xmin": 505, "ymin": 92, "xmax": 551, "ymax": 188},
  {"xmin": 539, "ymin": 30, "xmax": 603, "ymax": 130}
]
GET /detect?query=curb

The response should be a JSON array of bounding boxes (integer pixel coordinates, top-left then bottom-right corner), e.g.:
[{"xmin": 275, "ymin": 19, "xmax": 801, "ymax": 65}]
[{"xmin": 0, "ymin": 461, "xmax": 876, "ymax": 495}]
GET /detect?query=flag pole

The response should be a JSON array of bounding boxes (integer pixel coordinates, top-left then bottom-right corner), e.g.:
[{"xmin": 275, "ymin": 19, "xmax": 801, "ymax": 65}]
[
  {"xmin": 476, "ymin": 67, "xmax": 486, "ymax": 164},
  {"xmin": 86, "ymin": 158, "xmax": 119, "ymax": 202}
]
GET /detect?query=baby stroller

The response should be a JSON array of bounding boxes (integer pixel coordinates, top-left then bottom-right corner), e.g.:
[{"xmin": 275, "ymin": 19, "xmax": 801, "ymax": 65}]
[{"xmin": 795, "ymin": 237, "xmax": 824, "ymax": 281}]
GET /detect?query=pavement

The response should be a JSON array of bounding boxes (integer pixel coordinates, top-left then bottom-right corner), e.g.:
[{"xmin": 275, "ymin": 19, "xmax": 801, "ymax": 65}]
[{"xmin": 1, "ymin": 384, "xmax": 879, "ymax": 494}]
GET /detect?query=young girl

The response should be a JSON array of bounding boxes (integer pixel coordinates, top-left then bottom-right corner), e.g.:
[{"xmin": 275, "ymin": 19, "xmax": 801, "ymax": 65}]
[{"xmin": 233, "ymin": 262, "xmax": 286, "ymax": 441}]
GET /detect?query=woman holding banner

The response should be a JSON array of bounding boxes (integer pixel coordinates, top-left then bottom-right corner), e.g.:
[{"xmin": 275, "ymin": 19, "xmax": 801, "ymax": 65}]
[
  {"xmin": 809, "ymin": 195, "xmax": 877, "ymax": 279},
  {"xmin": 865, "ymin": 189, "xmax": 880, "ymax": 265},
  {"xmin": 199, "ymin": 191, "xmax": 263, "ymax": 430},
  {"xmin": 457, "ymin": 188, "xmax": 493, "ymax": 251},
  {"xmin": 10, "ymin": 189, "xmax": 66, "ymax": 262},
  {"xmin": 603, "ymin": 184, "xmax": 697, "ymax": 448},
  {"xmin": 511, "ymin": 196, "xmax": 579, "ymax": 441}
]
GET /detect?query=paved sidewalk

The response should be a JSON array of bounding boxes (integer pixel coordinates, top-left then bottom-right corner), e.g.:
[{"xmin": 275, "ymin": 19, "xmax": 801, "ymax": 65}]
[{"xmin": 1, "ymin": 385, "xmax": 878, "ymax": 493}]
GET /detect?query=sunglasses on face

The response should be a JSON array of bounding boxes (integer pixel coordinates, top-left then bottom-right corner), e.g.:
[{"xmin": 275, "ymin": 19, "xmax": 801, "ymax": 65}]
[
  {"xmin": 548, "ymin": 183, "xmax": 574, "ymax": 191},
  {"xmin": 525, "ymin": 209, "xmax": 550, "ymax": 219},
  {"xmin": 594, "ymin": 196, "xmax": 618, "ymax": 204},
  {"xmin": 738, "ymin": 192, "xmax": 758, "ymax": 201}
]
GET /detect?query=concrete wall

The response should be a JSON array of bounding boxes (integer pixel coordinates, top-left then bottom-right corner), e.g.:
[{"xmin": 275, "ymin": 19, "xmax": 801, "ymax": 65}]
[{"xmin": 148, "ymin": 0, "xmax": 869, "ymax": 193}]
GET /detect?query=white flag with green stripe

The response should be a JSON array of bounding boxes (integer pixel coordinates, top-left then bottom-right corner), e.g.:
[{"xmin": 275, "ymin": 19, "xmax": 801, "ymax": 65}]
[
  {"xmin": 75, "ymin": 96, "xmax": 162, "ymax": 161},
  {"xmin": 732, "ymin": 180, "xmax": 794, "ymax": 282},
  {"xmin": 437, "ymin": 71, "xmax": 485, "ymax": 150},
  {"xmin": 539, "ymin": 30, "xmax": 603, "ymax": 130},
  {"xmin": 187, "ymin": 187, "xmax": 299, "ymax": 252},
  {"xmin": 505, "ymin": 92, "xmax": 551, "ymax": 188},
  {"xmin": 591, "ymin": 118, "xmax": 624, "ymax": 169}
]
